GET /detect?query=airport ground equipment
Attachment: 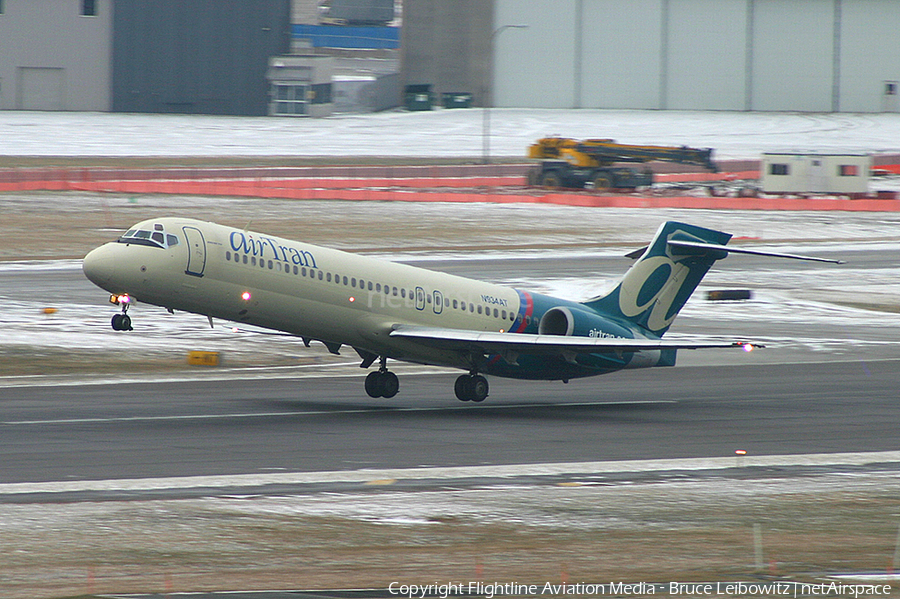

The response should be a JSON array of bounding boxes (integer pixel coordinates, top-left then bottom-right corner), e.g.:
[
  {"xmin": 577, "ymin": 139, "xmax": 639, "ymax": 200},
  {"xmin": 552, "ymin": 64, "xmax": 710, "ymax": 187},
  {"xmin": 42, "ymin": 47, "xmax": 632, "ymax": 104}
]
[{"xmin": 528, "ymin": 137, "xmax": 717, "ymax": 190}]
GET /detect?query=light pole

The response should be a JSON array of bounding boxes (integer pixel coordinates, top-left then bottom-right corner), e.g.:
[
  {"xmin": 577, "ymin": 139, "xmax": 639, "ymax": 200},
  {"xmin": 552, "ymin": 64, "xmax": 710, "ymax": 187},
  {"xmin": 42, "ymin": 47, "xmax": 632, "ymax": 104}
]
[{"xmin": 483, "ymin": 24, "xmax": 528, "ymax": 164}]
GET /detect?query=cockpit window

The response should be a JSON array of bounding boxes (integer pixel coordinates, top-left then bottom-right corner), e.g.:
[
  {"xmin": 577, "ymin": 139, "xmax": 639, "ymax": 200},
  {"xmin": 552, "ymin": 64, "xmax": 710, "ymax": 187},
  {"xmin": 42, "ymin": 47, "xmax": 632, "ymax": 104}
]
[{"xmin": 118, "ymin": 224, "xmax": 179, "ymax": 249}]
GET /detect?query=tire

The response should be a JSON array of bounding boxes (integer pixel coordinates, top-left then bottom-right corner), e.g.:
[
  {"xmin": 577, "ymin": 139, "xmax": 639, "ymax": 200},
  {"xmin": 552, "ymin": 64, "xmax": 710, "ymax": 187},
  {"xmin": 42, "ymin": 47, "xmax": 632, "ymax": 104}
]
[
  {"xmin": 455, "ymin": 374, "xmax": 488, "ymax": 402},
  {"xmin": 470, "ymin": 375, "xmax": 489, "ymax": 403},
  {"xmin": 540, "ymin": 172, "xmax": 561, "ymax": 189},
  {"xmin": 111, "ymin": 313, "xmax": 132, "ymax": 331},
  {"xmin": 365, "ymin": 371, "xmax": 384, "ymax": 398},
  {"xmin": 455, "ymin": 375, "xmax": 472, "ymax": 401},
  {"xmin": 592, "ymin": 175, "xmax": 612, "ymax": 190},
  {"xmin": 381, "ymin": 371, "xmax": 400, "ymax": 398}
]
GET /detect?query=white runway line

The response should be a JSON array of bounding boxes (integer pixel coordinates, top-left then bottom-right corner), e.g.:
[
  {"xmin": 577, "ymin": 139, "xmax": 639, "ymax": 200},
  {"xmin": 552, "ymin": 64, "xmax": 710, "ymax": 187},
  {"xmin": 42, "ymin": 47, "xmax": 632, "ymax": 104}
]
[{"xmin": 1, "ymin": 450, "xmax": 898, "ymax": 496}]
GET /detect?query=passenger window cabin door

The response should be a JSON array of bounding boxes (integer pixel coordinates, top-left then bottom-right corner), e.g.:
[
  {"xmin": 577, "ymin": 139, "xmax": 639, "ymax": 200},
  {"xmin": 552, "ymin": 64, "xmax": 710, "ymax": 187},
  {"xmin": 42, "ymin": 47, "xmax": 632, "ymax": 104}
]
[
  {"xmin": 415, "ymin": 287, "xmax": 426, "ymax": 311},
  {"xmin": 433, "ymin": 290, "xmax": 443, "ymax": 314},
  {"xmin": 182, "ymin": 226, "xmax": 207, "ymax": 277}
]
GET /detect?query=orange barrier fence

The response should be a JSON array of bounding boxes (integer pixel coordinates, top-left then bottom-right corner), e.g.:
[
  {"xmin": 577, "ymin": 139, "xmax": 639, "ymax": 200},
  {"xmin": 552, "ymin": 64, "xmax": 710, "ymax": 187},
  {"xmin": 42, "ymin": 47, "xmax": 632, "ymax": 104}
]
[
  {"xmin": 19, "ymin": 177, "xmax": 896, "ymax": 211},
  {"xmin": 0, "ymin": 164, "xmax": 528, "ymax": 186},
  {"xmin": 4, "ymin": 162, "xmax": 900, "ymax": 211},
  {"xmin": 0, "ymin": 175, "xmax": 527, "ymax": 193}
]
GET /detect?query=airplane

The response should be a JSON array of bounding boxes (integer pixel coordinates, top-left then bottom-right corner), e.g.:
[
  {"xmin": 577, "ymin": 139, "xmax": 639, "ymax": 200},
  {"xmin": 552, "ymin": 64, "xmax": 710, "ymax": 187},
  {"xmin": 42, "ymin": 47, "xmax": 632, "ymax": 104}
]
[{"xmin": 82, "ymin": 218, "xmax": 841, "ymax": 402}]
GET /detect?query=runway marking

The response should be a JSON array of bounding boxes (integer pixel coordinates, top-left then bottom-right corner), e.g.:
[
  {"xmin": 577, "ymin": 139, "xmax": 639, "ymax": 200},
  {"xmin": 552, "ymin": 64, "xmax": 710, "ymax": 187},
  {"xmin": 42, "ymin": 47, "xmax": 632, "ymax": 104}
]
[
  {"xmin": 0, "ymin": 400, "xmax": 676, "ymax": 426},
  {"xmin": 0, "ymin": 361, "xmax": 373, "ymax": 389},
  {"xmin": 5, "ymin": 357, "xmax": 900, "ymax": 389},
  {"xmin": 1, "ymin": 450, "xmax": 898, "ymax": 497}
]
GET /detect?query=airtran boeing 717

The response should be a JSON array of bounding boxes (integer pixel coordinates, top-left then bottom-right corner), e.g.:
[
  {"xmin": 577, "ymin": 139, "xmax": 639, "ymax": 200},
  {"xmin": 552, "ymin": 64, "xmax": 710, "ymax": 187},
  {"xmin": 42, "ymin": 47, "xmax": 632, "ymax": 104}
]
[{"xmin": 82, "ymin": 218, "xmax": 840, "ymax": 402}]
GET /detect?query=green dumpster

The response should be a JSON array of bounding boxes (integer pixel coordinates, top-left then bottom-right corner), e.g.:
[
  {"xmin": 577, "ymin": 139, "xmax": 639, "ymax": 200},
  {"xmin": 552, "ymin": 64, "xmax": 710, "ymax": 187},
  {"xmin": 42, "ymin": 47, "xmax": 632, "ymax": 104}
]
[
  {"xmin": 404, "ymin": 84, "xmax": 434, "ymax": 111},
  {"xmin": 442, "ymin": 92, "xmax": 473, "ymax": 108}
]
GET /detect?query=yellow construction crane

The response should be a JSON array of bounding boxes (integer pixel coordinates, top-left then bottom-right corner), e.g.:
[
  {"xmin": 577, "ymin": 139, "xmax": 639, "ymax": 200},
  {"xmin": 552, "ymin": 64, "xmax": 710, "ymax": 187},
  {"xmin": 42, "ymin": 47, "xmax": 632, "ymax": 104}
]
[{"xmin": 527, "ymin": 137, "xmax": 717, "ymax": 190}]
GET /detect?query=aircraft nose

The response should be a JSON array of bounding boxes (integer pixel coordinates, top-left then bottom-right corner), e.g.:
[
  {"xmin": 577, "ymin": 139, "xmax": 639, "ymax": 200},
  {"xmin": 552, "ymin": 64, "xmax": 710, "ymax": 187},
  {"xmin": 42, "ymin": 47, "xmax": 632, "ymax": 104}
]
[{"xmin": 82, "ymin": 243, "xmax": 119, "ymax": 290}]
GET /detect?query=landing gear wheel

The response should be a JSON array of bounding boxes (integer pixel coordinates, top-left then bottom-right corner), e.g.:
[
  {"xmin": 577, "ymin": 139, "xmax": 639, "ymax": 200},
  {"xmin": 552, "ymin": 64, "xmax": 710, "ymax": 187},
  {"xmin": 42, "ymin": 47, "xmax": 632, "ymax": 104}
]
[
  {"xmin": 454, "ymin": 375, "xmax": 472, "ymax": 402},
  {"xmin": 380, "ymin": 371, "xmax": 399, "ymax": 398},
  {"xmin": 365, "ymin": 371, "xmax": 384, "ymax": 398},
  {"xmin": 455, "ymin": 374, "xmax": 489, "ymax": 402},
  {"xmin": 470, "ymin": 375, "xmax": 488, "ymax": 402},
  {"xmin": 111, "ymin": 313, "xmax": 132, "ymax": 331},
  {"xmin": 365, "ymin": 370, "xmax": 400, "ymax": 398}
]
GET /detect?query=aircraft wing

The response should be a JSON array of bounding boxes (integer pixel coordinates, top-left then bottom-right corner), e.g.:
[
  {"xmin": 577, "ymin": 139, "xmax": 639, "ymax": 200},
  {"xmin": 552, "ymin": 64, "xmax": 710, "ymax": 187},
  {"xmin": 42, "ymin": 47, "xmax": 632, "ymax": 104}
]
[{"xmin": 389, "ymin": 325, "xmax": 757, "ymax": 356}]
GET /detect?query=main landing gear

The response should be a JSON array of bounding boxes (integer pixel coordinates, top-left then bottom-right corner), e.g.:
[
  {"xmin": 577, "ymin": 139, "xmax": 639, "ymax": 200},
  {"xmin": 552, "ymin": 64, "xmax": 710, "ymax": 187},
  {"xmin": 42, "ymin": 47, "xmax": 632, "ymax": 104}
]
[
  {"xmin": 365, "ymin": 356, "xmax": 399, "ymax": 398},
  {"xmin": 360, "ymin": 355, "xmax": 488, "ymax": 402},
  {"xmin": 454, "ymin": 373, "xmax": 489, "ymax": 402}
]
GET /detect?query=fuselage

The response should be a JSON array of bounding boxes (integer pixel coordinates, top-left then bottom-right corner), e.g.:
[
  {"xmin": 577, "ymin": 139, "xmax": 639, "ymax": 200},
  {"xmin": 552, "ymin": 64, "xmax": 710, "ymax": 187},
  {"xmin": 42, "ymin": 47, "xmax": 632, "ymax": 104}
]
[{"xmin": 82, "ymin": 217, "xmax": 665, "ymax": 380}]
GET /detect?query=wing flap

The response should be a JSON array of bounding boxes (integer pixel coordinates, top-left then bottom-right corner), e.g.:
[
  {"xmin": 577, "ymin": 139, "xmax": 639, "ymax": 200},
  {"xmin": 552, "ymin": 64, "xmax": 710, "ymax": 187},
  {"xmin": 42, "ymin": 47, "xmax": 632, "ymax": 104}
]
[{"xmin": 390, "ymin": 325, "xmax": 756, "ymax": 355}]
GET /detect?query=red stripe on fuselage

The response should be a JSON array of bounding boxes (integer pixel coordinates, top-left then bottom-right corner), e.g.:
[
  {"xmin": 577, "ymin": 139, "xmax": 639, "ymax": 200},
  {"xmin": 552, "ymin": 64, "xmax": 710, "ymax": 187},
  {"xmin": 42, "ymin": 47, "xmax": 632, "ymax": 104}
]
[{"xmin": 513, "ymin": 289, "xmax": 533, "ymax": 334}]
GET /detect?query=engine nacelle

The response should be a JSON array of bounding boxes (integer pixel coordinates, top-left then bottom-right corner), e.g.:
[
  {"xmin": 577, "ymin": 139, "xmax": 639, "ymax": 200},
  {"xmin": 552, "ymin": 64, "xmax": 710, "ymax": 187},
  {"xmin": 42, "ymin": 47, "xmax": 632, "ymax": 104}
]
[
  {"xmin": 538, "ymin": 306, "xmax": 669, "ymax": 368},
  {"xmin": 538, "ymin": 306, "xmax": 632, "ymax": 339}
]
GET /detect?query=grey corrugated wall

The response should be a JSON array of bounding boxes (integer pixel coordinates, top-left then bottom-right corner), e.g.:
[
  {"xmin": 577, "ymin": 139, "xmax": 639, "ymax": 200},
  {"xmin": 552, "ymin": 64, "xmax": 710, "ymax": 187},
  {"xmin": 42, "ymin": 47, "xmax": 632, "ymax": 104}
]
[{"xmin": 112, "ymin": 0, "xmax": 291, "ymax": 115}]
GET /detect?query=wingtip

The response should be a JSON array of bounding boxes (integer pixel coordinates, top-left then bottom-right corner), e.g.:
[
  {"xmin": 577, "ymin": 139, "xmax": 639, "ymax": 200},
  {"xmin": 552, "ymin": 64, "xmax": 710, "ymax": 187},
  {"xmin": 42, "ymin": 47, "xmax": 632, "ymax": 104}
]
[{"xmin": 733, "ymin": 341, "xmax": 765, "ymax": 351}]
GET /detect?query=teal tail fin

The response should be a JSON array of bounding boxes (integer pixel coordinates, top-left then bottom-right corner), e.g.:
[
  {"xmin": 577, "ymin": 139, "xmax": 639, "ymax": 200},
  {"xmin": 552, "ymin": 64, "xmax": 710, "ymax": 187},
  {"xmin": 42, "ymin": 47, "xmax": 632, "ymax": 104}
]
[{"xmin": 583, "ymin": 222, "xmax": 732, "ymax": 335}]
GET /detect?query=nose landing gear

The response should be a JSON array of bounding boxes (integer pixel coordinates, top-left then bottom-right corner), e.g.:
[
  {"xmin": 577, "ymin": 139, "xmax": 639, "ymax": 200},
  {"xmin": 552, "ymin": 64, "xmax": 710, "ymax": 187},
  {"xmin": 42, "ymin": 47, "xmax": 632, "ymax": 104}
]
[
  {"xmin": 109, "ymin": 294, "xmax": 133, "ymax": 331},
  {"xmin": 111, "ymin": 313, "xmax": 133, "ymax": 331}
]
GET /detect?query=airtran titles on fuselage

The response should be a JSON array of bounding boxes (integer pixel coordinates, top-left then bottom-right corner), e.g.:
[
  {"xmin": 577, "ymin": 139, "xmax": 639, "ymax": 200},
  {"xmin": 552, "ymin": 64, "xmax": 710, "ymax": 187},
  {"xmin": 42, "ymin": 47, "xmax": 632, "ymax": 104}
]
[
  {"xmin": 588, "ymin": 328, "xmax": 626, "ymax": 339},
  {"xmin": 229, "ymin": 231, "xmax": 317, "ymax": 269}
]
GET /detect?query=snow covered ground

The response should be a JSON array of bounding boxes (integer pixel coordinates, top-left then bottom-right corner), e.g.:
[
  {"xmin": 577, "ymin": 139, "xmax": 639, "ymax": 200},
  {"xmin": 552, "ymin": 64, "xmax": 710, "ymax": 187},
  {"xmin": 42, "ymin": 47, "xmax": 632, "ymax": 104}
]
[
  {"xmin": 3, "ymin": 111, "xmax": 900, "ymax": 597},
  {"xmin": 3, "ymin": 109, "xmax": 900, "ymax": 377},
  {"xmin": 2, "ymin": 196, "xmax": 900, "ymax": 385},
  {"xmin": 3, "ymin": 109, "xmax": 900, "ymax": 160}
]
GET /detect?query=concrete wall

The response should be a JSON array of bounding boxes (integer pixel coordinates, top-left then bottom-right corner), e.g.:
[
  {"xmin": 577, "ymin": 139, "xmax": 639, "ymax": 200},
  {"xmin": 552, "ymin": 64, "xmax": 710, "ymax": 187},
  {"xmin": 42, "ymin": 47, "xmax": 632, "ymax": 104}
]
[
  {"xmin": 0, "ymin": 0, "xmax": 113, "ymax": 111},
  {"xmin": 486, "ymin": 0, "xmax": 900, "ymax": 112},
  {"xmin": 494, "ymin": 0, "xmax": 577, "ymax": 108},
  {"xmin": 840, "ymin": 0, "xmax": 900, "ymax": 112},
  {"xmin": 666, "ymin": 0, "xmax": 749, "ymax": 111},
  {"xmin": 749, "ymin": 0, "xmax": 835, "ymax": 112},
  {"xmin": 401, "ymin": 0, "xmax": 492, "ymax": 105}
]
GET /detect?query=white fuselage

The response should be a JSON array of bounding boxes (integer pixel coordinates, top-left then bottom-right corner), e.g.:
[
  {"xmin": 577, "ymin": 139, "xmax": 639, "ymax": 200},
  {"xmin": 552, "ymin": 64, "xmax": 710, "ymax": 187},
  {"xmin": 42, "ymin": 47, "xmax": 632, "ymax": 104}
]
[
  {"xmin": 83, "ymin": 216, "xmax": 801, "ymax": 397},
  {"xmin": 83, "ymin": 217, "xmax": 527, "ymax": 371}
]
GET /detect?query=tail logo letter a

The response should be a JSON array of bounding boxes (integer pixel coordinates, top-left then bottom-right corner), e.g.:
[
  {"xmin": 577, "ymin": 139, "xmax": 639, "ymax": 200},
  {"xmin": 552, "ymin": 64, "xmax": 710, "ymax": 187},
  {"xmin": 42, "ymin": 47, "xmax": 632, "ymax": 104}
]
[{"xmin": 618, "ymin": 255, "xmax": 691, "ymax": 332}]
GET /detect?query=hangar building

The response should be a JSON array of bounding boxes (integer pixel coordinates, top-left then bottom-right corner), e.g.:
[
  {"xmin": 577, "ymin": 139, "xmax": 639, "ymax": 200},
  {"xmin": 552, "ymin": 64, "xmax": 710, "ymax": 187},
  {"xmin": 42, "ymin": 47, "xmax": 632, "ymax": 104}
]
[
  {"xmin": 0, "ymin": 0, "xmax": 292, "ymax": 115},
  {"xmin": 403, "ymin": 0, "xmax": 900, "ymax": 113},
  {"xmin": 2, "ymin": 0, "xmax": 900, "ymax": 114}
]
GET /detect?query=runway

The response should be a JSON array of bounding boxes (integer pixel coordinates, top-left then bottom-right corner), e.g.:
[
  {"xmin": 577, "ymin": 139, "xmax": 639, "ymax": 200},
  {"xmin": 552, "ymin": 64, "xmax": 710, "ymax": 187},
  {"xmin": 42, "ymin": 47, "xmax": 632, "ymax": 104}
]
[
  {"xmin": 3, "ymin": 204, "xmax": 900, "ymax": 495},
  {"xmin": 4, "ymin": 200, "xmax": 900, "ymax": 598},
  {"xmin": 4, "ymin": 106, "xmax": 900, "ymax": 595},
  {"xmin": 2, "ymin": 358, "xmax": 898, "ymax": 491}
]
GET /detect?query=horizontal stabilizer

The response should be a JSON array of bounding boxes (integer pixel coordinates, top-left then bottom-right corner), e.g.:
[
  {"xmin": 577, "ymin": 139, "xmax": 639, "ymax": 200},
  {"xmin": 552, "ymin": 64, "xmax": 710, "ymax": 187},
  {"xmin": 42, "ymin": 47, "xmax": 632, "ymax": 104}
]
[{"xmin": 667, "ymin": 239, "xmax": 845, "ymax": 264}]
